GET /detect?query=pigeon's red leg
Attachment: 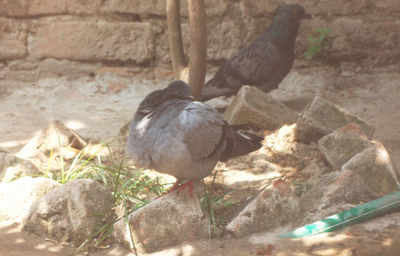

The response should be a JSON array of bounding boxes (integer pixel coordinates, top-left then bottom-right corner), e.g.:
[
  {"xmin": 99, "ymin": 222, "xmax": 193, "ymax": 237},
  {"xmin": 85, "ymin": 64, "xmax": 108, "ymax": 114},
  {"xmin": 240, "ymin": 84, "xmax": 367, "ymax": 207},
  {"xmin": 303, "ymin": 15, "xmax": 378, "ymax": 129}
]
[
  {"xmin": 178, "ymin": 179, "xmax": 195, "ymax": 196},
  {"xmin": 167, "ymin": 180, "xmax": 182, "ymax": 193}
]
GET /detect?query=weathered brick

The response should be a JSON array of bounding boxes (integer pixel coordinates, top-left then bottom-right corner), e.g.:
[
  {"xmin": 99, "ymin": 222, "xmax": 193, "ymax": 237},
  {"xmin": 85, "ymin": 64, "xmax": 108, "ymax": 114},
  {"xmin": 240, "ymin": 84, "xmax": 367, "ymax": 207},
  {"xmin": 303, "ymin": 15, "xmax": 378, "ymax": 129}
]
[
  {"xmin": 318, "ymin": 123, "xmax": 371, "ymax": 170},
  {"xmin": 317, "ymin": 0, "xmax": 370, "ymax": 15},
  {"xmin": 103, "ymin": 0, "xmax": 227, "ymax": 17},
  {"xmin": 0, "ymin": 18, "xmax": 27, "ymax": 59},
  {"xmin": 30, "ymin": 21, "xmax": 155, "ymax": 63},
  {"xmin": 328, "ymin": 18, "xmax": 400, "ymax": 65},
  {"xmin": 225, "ymin": 180, "xmax": 299, "ymax": 237},
  {"xmin": 0, "ymin": 0, "xmax": 102, "ymax": 16},
  {"xmin": 342, "ymin": 142, "xmax": 400, "ymax": 195},
  {"xmin": 0, "ymin": 0, "xmax": 29, "ymax": 16},
  {"xmin": 207, "ymin": 21, "xmax": 244, "ymax": 61},
  {"xmin": 295, "ymin": 96, "xmax": 374, "ymax": 143},
  {"xmin": 28, "ymin": 0, "xmax": 102, "ymax": 15},
  {"xmin": 300, "ymin": 170, "xmax": 377, "ymax": 212},
  {"xmin": 224, "ymin": 86, "xmax": 298, "ymax": 130}
]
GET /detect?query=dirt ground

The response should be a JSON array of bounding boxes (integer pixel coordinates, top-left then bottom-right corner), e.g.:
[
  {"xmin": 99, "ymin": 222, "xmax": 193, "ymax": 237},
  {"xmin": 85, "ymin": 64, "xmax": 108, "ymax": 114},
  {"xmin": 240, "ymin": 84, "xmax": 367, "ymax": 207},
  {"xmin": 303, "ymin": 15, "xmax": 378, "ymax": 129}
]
[{"xmin": 1, "ymin": 67, "xmax": 400, "ymax": 255}]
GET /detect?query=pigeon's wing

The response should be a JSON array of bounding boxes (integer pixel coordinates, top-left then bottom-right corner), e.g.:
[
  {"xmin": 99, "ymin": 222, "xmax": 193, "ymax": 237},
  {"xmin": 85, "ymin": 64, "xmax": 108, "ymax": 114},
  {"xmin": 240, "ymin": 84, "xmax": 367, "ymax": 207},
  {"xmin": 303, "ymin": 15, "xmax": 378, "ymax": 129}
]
[
  {"xmin": 225, "ymin": 38, "xmax": 285, "ymax": 86},
  {"xmin": 178, "ymin": 102, "xmax": 227, "ymax": 160}
]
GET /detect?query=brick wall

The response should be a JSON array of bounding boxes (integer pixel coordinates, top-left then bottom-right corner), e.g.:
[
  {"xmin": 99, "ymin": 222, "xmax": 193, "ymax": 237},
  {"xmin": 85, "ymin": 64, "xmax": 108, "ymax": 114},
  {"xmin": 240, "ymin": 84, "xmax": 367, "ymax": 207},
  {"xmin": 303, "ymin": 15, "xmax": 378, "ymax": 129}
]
[{"xmin": 0, "ymin": 0, "xmax": 399, "ymax": 86}]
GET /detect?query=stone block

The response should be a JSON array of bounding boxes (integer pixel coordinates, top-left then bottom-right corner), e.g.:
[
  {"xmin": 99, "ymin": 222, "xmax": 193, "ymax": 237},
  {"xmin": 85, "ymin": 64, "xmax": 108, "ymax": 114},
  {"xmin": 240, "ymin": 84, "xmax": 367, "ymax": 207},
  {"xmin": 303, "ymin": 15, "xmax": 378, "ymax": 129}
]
[
  {"xmin": 0, "ymin": 177, "xmax": 60, "ymax": 227},
  {"xmin": 295, "ymin": 96, "xmax": 374, "ymax": 143},
  {"xmin": 300, "ymin": 170, "xmax": 377, "ymax": 212},
  {"xmin": 224, "ymin": 86, "xmax": 298, "ymax": 130},
  {"xmin": 342, "ymin": 142, "xmax": 400, "ymax": 195},
  {"xmin": 17, "ymin": 120, "xmax": 87, "ymax": 159},
  {"xmin": 30, "ymin": 21, "xmax": 155, "ymax": 63},
  {"xmin": 0, "ymin": 18, "xmax": 27, "ymax": 59},
  {"xmin": 113, "ymin": 188, "xmax": 208, "ymax": 253},
  {"xmin": 0, "ymin": 152, "xmax": 39, "ymax": 182},
  {"xmin": 0, "ymin": 0, "xmax": 102, "ymax": 16},
  {"xmin": 318, "ymin": 123, "xmax": 371, "ymax": 170},
  {"xmin": 28, "ymin": 0, "xmax": 102, "ymax": 15},
  {"xmin": 103, "ymin": 0, "xmax": 227, "ymax": 17},
  {"xmin": 24, "ymin": 179, "xmax": 113, "ymax": 246},
  {"xmin": 225, "ymin": 180, "xmax": 299, "ymax": 237},
  {"xmin": 317, "ymin": 0, "xmax": 370, "ymax": 15}
]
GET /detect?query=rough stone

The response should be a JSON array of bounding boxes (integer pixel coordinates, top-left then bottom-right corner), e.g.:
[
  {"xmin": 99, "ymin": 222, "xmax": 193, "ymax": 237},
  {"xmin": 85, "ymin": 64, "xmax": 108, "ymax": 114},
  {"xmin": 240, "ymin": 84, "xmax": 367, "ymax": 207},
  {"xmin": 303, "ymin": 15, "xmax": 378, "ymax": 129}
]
[
  {"xmin": 0, "ymin": 152, "xmax": 39, "ymax": 182},
  {"xmin": 31, "ymin": 21, "xmax": 154, "ymax": 63},
  {"xmin": 300, "ymin": 170, "xmax": 377, "ymax": 213},
  {"xmin": 0, "ymin": 18, "xmax": 27, "ymax": 59},
  {"xmin": 103, "ymin": 0, "xmax": 227, "ymax": 17},
  {"xmin": 317, "ymin": 0, "xmax": 370, "ymax": 15},
  {"xmin": 0, "ymin": 0, "xmax": 102, "ymax": 16},
  {"xmin": 225, "ymin": 180, "xmax": 299, "ymax": 238},
  {"xmin": 207, "ymin": 21, "xmax": 245, "ymax": 61},
  {"xmin": 318, "ymin": 123, "xmax": 372, "ymax": 170},
  {"xmin": 328, "ymin": 18, "xmax": 400, "ymax": 65},
  {"xmin": 0, "ymin": 176, "xmax": 60, "ymax": 227},
  {"xmin": 224, "ymin": 86, "xmax": 298, "ymax": 130},
  {"xmin": 23, "ymin": 179, "xmax": 113, "ymax": 247},
  {"xmin": 17, "ymin": 120, "xmax": 87, "ymax": 159},
  {"xmin": 113, "ymin": 188, "xmax": 208, "ymax": 253},
  {"xmin": 271, "ymin": 66, "xmax": 337, "ymax": 110},
  {"xmin": 342, "ymin": 142, "xmax": 400, "ymax": 195},
  {"xmin": 0, "ymin": 0, "xmax": 29, "ymax": 16},
  {"xmin": 295, "ymin": 96, "xmax": 374, "ymax": 143},
  {"xmin": 28, "ymin": 0, "xmax": 102, "ymax": 15}
]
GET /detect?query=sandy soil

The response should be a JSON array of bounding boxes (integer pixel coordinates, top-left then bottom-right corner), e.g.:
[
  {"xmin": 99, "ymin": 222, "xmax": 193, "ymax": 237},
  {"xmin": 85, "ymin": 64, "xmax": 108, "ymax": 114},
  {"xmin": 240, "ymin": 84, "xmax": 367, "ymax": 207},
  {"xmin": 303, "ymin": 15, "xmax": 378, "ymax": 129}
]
[{"xmin": 1, "ymin": 67, "xmax": 400, "ymax": 255}]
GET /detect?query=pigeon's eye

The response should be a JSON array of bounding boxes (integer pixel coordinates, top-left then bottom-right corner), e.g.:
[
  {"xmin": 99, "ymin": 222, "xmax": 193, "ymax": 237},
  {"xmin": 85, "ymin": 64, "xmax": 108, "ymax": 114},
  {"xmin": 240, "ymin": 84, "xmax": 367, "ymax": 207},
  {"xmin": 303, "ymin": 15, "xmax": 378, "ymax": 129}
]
[{"xmin": 293, "ymin": 9, "xmax": 299, "ymax": 15}]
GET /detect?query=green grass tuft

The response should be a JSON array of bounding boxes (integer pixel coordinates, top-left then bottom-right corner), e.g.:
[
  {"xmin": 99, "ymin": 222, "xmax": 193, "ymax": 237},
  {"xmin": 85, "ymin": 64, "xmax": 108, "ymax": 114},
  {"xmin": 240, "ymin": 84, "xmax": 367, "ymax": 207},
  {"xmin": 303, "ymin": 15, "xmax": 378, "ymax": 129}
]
[{"xmin": 304, "ymin": 28, "xmax": 333, "ymax": 60}]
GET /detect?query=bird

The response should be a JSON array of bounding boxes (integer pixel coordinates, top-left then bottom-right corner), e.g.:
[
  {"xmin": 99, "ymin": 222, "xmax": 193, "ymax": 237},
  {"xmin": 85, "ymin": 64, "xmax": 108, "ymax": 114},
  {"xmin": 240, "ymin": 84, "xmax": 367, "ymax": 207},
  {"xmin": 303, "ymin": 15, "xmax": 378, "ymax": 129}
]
[
  {"xmin": 126, "ymin": 80, "xmax": 263, "ymax": 193},
  {"xmin": 200, "ymin": 4, "xmax": 311, "ymax": 101}
]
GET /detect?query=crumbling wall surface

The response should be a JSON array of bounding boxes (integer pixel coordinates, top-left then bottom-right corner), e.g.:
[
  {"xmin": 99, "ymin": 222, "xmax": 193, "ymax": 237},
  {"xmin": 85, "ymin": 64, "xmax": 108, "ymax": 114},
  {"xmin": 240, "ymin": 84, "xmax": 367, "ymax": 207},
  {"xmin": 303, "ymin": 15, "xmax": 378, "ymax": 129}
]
[{"xmin": 0, "ymin": 0, "xmax": 399, "ymax": 86}]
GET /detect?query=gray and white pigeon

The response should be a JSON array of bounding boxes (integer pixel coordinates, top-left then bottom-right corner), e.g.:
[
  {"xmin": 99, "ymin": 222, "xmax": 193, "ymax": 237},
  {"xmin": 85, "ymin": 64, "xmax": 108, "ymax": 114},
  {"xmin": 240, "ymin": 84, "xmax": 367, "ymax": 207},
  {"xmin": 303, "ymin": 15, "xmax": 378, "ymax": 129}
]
[
  {"xmin": 126, "ymin": 80, "xmax": 263, "ymax": 192},
  {"xmin": 200, "ymin": 4, "xmax": 310, "ymax": 101}
]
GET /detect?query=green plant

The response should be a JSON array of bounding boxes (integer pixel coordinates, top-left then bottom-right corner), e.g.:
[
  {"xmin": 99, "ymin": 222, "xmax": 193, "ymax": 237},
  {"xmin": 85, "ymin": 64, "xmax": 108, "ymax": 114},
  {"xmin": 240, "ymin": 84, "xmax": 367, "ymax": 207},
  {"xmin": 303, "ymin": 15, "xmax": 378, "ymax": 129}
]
[
  {"xmin": 76, "ymin": 149, "xmax": 168, "ymax": 252},
  {"xmin": 304, "ymin": 28, "xmax": 333, "ymax": 59},
  {"xmin": 293, "ymin": 181, "xmax": 312, "ymax": 196},
  {"xmin": 200, "ymin": 173, "xmax": 236, "ymax": 238},
  {"xmin": 40, "ymin": 145, "xmax": 168, "ymax": 253}
]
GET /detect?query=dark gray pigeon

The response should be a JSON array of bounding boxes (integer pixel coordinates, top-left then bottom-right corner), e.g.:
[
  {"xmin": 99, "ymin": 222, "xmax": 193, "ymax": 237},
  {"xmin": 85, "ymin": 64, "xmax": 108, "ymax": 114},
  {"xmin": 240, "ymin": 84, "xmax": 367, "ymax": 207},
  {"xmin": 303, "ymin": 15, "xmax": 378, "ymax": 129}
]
[
  {"xmin": 126, "ymin": 80, "xmax": 263, "ymax": 191},
  {"xmin": 200, "ymin": 4, "xmax": 310, "ymax": 101}
]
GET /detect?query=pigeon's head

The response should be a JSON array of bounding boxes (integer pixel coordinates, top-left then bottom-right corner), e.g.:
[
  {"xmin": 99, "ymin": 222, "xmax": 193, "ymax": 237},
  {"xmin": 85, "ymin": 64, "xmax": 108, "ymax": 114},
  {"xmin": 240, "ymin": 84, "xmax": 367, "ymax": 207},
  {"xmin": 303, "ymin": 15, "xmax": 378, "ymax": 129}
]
[
  {"xmin": 135, "ymin": 80, "xmax": 193, "ymax": 117},
  {"xmin": 275, "ymin": 4, "xmax": 311, "ymax": 22},
  {"xmin": 163, "ymin": 80, "xmax": 192, "ymax": 99}
]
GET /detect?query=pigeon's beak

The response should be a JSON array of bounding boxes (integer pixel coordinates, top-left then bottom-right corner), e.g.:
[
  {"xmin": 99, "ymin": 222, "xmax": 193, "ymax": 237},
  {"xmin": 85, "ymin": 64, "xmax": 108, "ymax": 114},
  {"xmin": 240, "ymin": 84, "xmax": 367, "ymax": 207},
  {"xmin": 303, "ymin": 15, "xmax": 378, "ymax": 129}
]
[{"xmin": 302, "ymin": 13, "xmax": 312, "ymax": 19}]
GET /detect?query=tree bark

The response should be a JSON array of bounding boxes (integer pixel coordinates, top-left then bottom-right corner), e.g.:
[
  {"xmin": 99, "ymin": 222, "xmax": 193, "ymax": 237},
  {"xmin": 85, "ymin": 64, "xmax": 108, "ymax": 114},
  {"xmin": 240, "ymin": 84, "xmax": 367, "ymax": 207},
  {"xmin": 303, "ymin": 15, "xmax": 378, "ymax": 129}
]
[
  {"xmin": 188, "ymin": 0, "xmax": 207, "ymax": 100},
  {"xmin": 167, "ymin": 0, "xmax": 187, "ymax": 81}
]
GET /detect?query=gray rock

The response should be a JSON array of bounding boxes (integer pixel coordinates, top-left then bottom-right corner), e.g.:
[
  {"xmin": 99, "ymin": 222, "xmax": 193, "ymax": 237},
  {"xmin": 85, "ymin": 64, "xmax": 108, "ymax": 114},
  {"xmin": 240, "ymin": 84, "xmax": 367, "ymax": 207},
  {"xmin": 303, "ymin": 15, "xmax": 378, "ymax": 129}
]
[
  {"xmin": 17, "ymin": 120, "xmax": 87, "ymax": 159},
  {"xmin": 295, "ymin": 96, "xmax": 374, "ymax": 143},
  {"xmin": 113, "ymin": 189, "xmax": 208, "ymax": 253},
  {"xmin": 318, "ymin": 123, "xmax": 371, "ymax": 170},
  {"xmin": 300, "ymin": 170, "xmax": 377, "ymax": 213},
  {"xmin": 342, "ymin": 142, "xmax": 400, "ymax": 195},
  {"xmin": 0, "ymin": 176, "xmax": 60, "ymax": 227},
  {"xmin": 0, "ymin": 152, "xmax": 39, "ymax": 182},
  {"xmin": 223, "ymin": 85, "xmax": 298, "ymax": 129},
  {"xmin": 23, "ymin": 179, "xmax": 113, "ymax": 246},
  {"xmin": 225, "ymin": 180, "xmax": 299, "ymax": 237}
]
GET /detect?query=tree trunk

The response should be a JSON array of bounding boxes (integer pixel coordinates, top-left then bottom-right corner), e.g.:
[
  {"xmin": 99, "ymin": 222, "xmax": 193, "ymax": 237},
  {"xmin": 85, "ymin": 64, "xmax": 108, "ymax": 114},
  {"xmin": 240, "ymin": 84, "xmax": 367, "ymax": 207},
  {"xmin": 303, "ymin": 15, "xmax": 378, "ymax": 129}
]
[
  {"xmin": 188, "ymin": 0, "xmax": 207, "ymax": 100},
  {"xmin": 167, "ymin": 0, "xmax": 187, "ymax": 81},
  {"xmin": 167, "ymin": 0, "xmax": 207, "ymax": 99}
]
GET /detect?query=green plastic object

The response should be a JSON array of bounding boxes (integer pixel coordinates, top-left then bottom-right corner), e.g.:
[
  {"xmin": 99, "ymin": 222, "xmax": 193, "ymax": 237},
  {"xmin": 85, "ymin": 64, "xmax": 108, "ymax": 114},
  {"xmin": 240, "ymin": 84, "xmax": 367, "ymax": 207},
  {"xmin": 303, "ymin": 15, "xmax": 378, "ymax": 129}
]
[{"xmin": 280, "ymin": 190, "xmax": 400, "ymax": 238}]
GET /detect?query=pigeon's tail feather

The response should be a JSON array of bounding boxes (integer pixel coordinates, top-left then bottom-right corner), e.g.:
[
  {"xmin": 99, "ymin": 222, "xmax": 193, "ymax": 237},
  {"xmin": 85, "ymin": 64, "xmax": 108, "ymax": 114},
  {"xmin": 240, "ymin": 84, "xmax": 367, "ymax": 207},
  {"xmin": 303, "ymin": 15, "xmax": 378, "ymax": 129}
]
[
  {"xmin": 200, "ymin": 78, "xmax": 235, "ymax": 102},
  {"xmin": 224, "ymin": 131, "xmax": 263, "ymax": 160}
]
